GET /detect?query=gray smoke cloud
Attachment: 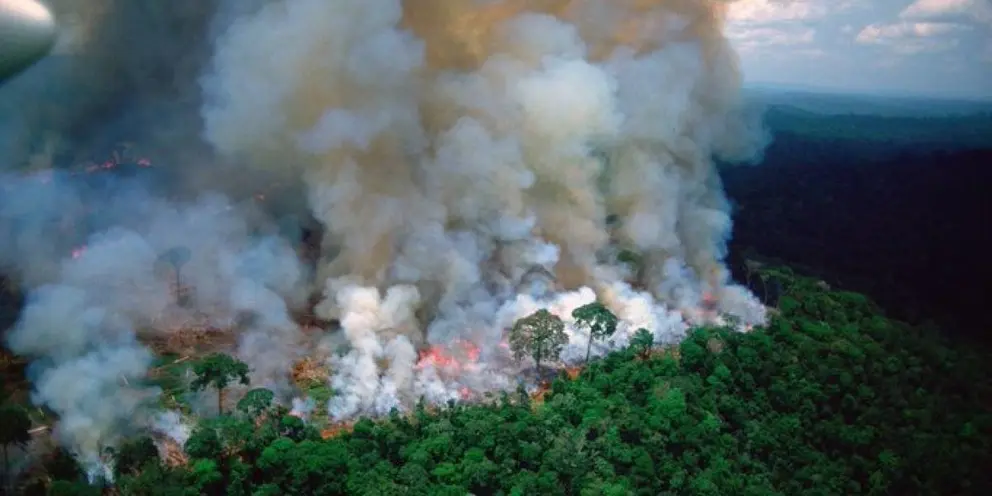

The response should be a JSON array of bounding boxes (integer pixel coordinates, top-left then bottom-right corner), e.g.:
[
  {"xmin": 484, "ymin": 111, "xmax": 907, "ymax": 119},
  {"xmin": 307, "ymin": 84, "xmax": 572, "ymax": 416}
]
[
  {"xmin": 1, "ymin": 0, "xmax": 770, "ymax": 468},
  {"xmin": 201, "ymin": 0, "xmax": 769, "ymax": 420},
  {"xmin": 0, "ymin": 1, "xmax": 215, "ymax": 166},
  {"xmin": 1, "ymin": 173, "xmax": 308, "ymax": 472}
]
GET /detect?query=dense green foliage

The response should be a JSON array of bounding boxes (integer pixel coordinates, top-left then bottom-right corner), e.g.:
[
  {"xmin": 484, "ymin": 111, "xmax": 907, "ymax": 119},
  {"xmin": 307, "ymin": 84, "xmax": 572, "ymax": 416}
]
[
  {"xmin": 572, "ymin": 302, "xmax": 618, "ymax": 364},
  {"xmin": 190, "ymin": 353, "xmax": 251, "ymax": 415},
  {"xmin": 509, "ymin": 308, "xmax": 568, "ymax": 378},
  {"xmin": 0, "ymin": 402, "xmax": 31, "ymax": 491},
  {"xmin": 24, "ymin": 270, "xmax": 992, "ymax": 495}
]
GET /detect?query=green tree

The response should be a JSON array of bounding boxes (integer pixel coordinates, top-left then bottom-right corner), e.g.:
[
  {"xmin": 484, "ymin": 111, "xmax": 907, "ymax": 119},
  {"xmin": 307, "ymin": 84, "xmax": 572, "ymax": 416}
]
[
  {"xmin": 630, "ymin": 328, "xmax": 654, "ymax": 360},
  {"xmin": 190, "ymin": 353, "xmax": 250, "ymax": 415},
  {"xmin": 509, "ymin": 309, "xmax": 568, "ymax": 379},
  {"xmin": 47, "ymin": 480, "xmax": 102, "ymax": 496},
  {"xmin": 237, "ymin": 388, "xmax": 275, "ymax": 419},
  {"xmin": 110, "ymin": 436, "xmax": 159, "ymax": 480},
  {"xmin": 572, "ymin": 302, "xmax": 618, "ymax": 364},
  {"xmin": 0, "ymin": 403, "xmax": 31, "ymax": 491}
]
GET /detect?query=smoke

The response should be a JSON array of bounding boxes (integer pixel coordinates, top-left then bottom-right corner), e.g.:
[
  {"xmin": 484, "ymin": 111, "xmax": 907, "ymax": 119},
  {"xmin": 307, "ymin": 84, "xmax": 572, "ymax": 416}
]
[
  {"xmin": 201, "ymin": 0, "xmax": 767, "ymax": 417},
  {"xmin": 0, "ymin": 1, "xmax": 217, "ymax": 166},
  {"xmin": 1, "ymin": 173, "xmax": 308, "ymax": 472},
  {"xmin": 0, "ymin": 0, "xmax": 769, "ymax": 469}
]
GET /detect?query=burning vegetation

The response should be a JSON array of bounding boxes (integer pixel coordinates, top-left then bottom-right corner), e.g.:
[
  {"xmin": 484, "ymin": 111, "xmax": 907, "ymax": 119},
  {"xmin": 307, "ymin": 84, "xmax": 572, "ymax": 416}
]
[{"xmin": 0, "ymin": 0, "xmax": 780, "ymax": 491}]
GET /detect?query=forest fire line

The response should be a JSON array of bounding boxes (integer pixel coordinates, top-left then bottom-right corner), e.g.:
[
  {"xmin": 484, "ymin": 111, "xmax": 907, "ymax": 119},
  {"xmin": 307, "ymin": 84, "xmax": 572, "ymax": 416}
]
[
  {"xmin": 66, "ymin": 145, "xmax": 155, "ymax": 176},
  {"xmin": 414, "ymin": 339, "xmax": 482, "ymax": 372},
  {"xmin": 0, "ymin": 0, "xmax": 780, "ymax": 486},
  {"xmin": 0, "ymin": 156, "xmax": 154, "ymax": 195},
  {"xmin": 82, "ymin": 157, "xmax": 152, "ymax": 173},
  {"xmin": 318, "ymin": 363, "xmax": 585, "ymax": 441},
  {"xmin": 1, "ymin": 112, "xmax": 768, "ymax": 473}
]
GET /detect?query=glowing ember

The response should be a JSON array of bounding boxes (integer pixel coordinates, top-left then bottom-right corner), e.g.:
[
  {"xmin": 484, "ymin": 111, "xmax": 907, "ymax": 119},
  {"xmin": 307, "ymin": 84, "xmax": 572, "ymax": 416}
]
[
  {"xmin": 701, "ymin": 291, "xmax": 718, "ymax": 312},
  {"xmin": 414, "ymin": 339, "xmax": 482, "ymax": 372},
  {"xmin": 459, "ymin": 340, "xmax": 481, "ymax": 361},
  {"xmin": 76, "ymin": 146, "xmax": 154, "ymax": 174},
  {"xmin": 321, "ymin": 422, "xmax": 355, "ymax": 439},
  {"xmin": 416, "ymin": 346, "xmax": 459, "ymax": 370}
]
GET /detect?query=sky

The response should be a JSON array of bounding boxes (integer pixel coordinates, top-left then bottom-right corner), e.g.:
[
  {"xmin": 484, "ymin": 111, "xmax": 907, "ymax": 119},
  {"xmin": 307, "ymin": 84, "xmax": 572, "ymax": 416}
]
[{"xmin": 725, "ymin": 0, "xmax": 992, "ymax": 100}]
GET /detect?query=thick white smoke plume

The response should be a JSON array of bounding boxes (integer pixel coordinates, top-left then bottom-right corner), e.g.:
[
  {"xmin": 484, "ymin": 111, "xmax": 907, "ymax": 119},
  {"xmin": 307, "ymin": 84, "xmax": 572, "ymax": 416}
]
[
  {"xmin": 0, "ymin": 0, "xmax": 769, "ymax": 470},
  {"xmin": 202, "ymin": 0, "xmax": 768, "ymax": 417},
  {"xmin": 1, "ymin": 175, "xmax": 308, "ymax": 473}
]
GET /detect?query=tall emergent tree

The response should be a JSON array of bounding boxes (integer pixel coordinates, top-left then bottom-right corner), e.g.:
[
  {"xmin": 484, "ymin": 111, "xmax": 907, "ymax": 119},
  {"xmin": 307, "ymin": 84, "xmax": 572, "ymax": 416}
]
[
  {"xmin": 509, "ymin": 309, "xmax": 568, "ymax": 379},
  {"xmin": 571, "ymin": 302, "xmax": 618, "ymax": 364},
  {"xmin": 631, "ymin": 328, "xmax": 655, "ymax": 360},
  {"xmin": 0, "ymin": 403, "xmax": 32, "ymax": 491},
  {"xmin": 191, "ymin": 353, "xmax": 251, "ymax": 415}
]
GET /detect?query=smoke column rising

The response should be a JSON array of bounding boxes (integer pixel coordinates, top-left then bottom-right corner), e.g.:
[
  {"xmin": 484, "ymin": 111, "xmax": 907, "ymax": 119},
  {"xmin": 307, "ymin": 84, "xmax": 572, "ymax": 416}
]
[
  {"xmin": 0, "ymin": 0, "xmax": 769, "ymax": 470},
  {"xmin": 202, "ymin": 0, "xmax": 768, "ymax": 418}
]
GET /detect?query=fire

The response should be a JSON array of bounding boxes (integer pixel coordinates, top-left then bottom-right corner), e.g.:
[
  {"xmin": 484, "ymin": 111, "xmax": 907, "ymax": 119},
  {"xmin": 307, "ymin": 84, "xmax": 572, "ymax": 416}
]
[
  {"xmin": 531, "ymin": 383, "xmax": 551, "ymax": 405},
  {"xmin": 414, "ymin": 339, "xmax": 481, "ymax": 372},
  {"xmin": 416, "ymin": 346, "xmax": 460, "ymax": 370},
  {"xmin": 701, "ymin": 291, "xmax": 718, "ymax": 311},
  {"xmin": 460, "ymin": 340, "xmax": 481, "ymax": 361},
  {"xmin": 78, "ymin": 144, "xmax": 154, "ymax": 174},
  {"xmin": 321, "ymin": 421, "xmax": 355, "ymax": 440},
  {"xmin": 71, "ymin": 246, "xmax": 86, "ymax": 259}
]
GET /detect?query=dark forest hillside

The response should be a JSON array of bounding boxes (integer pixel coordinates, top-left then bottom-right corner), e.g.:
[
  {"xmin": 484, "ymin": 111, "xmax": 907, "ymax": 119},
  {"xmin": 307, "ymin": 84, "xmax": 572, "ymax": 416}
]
[{"xmin": 722, "ymin": 103, "xmax": 992, "ymax": 341}]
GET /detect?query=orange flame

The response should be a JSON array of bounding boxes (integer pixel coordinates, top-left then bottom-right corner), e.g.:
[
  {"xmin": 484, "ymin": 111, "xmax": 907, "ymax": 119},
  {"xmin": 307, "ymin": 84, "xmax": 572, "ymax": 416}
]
[
  {"xmin": 321, "ymin": 421, "xmax": 355, "ymax": 440},
  {"xmin": 415, "ymin": 339, "xmax": 482, "ymax": 372},
  {"xmin": 416, "ymin": 346, "xmax": 461, "ymax": 370},
  {"xmin": 78, "ymin": 146, "xmax": 154, "ymax": 174}
]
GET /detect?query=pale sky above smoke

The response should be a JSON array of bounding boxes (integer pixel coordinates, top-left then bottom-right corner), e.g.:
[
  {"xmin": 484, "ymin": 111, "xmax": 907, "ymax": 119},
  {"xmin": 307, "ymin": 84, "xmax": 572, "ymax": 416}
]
[{"xmin": 726, "ymin": 0, "xmax": 992, "ymax": 99}]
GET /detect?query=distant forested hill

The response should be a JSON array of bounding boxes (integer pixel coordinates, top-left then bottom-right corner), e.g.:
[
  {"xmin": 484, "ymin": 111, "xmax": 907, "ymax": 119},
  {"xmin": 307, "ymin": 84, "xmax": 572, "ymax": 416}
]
[
  {"xmin": 723, "ymin": 96, "xmax": 992, "ymax": 340},
  {"xmin": 744, "ymin": 86, "xmax": 992, "ymax": 117},
  {"xmin": 761, "ymin": 105, "xmax": 992, "ymax": 154}
]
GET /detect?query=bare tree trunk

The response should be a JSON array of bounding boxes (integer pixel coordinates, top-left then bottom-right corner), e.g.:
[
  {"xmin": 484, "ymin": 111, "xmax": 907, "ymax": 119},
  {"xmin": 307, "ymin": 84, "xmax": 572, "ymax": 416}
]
[
  {"xmin": 585, "ymin": 338, "xmax": 593, "ymax": 365},
  {"xmin": 218, "ymin": 388, "xmax": 225, "ymax": 415}
]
